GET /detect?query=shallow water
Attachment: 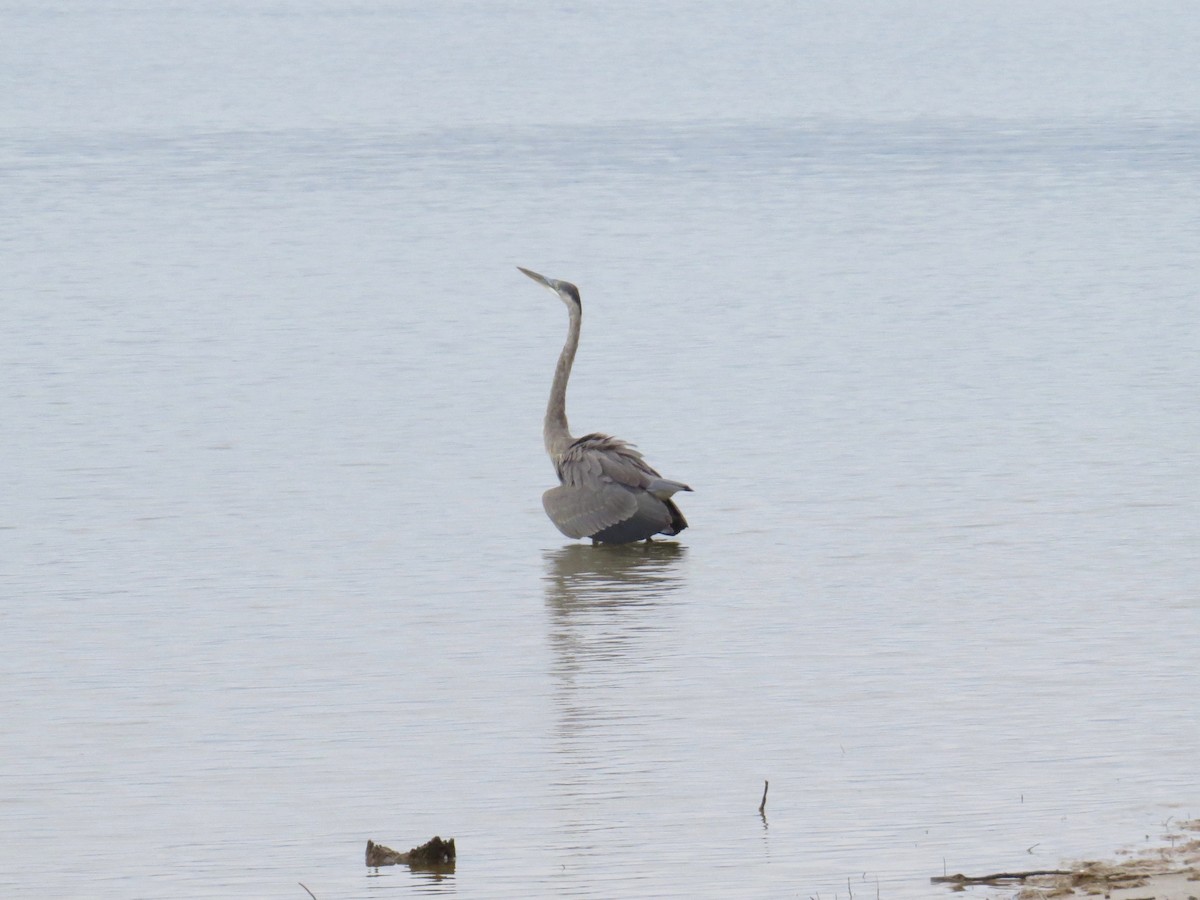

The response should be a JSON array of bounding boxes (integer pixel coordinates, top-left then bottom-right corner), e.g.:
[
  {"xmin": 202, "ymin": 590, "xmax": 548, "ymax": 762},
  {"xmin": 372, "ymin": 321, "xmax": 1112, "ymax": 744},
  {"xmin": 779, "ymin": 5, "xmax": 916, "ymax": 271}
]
[{"xmin": 3, "ymin": 3, "xmax": 1199, "ymax": 898}]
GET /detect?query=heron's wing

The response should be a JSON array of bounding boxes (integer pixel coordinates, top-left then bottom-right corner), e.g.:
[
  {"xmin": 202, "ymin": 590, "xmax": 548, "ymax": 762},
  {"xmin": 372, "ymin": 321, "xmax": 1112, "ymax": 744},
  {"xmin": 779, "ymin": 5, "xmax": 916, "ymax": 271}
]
[
  {"xmin": 542, "ymin": 482, "xmax": 638, "ymax": 539},
  {"xmin": 589, "ymin": 490, "xmax": 677, "ymax": 543},
  {"xmin": 545, "ymin": 433, "xmax": 688, "ymax": 541},
  {"xmin": 543, "ymin": 483, "xmax": 676, "ymax": 542}
]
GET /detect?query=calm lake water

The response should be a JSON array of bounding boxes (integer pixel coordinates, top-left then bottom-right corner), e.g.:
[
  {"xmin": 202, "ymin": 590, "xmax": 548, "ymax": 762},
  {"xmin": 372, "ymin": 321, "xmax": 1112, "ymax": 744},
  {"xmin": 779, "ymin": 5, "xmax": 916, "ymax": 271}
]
[{"xmin": 3, "ymin": 3, "xmax": 1199, "ymax": 898}]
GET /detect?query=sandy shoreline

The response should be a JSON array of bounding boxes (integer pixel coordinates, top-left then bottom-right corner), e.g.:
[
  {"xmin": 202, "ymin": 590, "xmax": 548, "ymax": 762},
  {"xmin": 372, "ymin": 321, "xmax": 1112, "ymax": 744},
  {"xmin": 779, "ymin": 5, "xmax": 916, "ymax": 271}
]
[{"xmin": 935, "ymin": 820, "xmax": 1200, "ymax": 899}]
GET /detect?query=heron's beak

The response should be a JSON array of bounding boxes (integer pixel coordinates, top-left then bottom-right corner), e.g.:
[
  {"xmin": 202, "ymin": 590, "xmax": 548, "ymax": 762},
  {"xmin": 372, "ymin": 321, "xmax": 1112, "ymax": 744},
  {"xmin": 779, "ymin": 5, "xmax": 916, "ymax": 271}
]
[{"xmin": 517, "ymin": 266, "xmax": 552, "ymax": 288}]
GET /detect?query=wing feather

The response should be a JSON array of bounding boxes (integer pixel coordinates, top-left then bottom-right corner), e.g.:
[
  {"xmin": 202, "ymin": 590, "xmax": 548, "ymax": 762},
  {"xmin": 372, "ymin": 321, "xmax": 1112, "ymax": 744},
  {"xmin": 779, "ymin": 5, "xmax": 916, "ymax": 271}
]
[
  {"xmin": 557, "ymin": 433, "xmax": 660, "ymax": 490},
  {"xmin": 543, "ymin": 482, "xmax": 638, "ymax": 539},
  {"xmin": 589, "ymin": 490, "xmax": 675, "ymax": 544}
]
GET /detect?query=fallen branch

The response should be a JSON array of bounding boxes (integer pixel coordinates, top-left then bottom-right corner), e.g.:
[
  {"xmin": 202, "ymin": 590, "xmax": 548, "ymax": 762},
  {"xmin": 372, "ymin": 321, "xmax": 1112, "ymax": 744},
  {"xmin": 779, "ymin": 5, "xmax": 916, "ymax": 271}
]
[
  {"xmin": 366, "ymin": 836, "xmax": 456, "ymax": 869},
  {"xmin": 931, "ymin": 869, "xmax": 1072, "ymax": 885}
]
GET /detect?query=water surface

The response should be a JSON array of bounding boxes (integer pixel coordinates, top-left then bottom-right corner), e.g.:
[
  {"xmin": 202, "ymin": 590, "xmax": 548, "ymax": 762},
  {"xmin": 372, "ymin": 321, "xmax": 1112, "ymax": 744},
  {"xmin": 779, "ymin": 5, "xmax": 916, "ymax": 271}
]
[{"xmin": 3, "ymin": 3, "xmax": 1199, "ymax": 898}]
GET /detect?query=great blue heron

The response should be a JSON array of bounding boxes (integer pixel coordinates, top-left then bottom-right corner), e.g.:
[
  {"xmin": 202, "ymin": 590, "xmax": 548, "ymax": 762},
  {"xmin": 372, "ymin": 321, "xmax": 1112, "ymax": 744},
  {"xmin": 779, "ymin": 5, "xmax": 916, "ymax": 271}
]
[{"xmin": 519, "ymin": 266, "xmax": 692, "ymax": 544}]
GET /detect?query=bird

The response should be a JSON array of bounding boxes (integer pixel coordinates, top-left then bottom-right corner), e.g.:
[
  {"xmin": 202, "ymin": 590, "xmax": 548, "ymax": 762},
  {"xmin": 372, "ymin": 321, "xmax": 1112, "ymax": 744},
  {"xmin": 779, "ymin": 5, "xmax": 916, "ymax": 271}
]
[{"xmin": 519, "ymin": 266, "xmax": 692, "ymax": 544}]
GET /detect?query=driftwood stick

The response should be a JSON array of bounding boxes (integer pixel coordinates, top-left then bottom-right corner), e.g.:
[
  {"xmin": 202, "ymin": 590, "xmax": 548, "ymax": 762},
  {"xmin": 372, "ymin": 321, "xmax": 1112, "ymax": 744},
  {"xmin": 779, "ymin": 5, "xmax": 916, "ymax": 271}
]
[
  {"xmin": 931, "ymin": 869, "xmax": 1072, "ymax": 885},
  {"xmin": 758, "ymin": 780, "xmax": 769, "ymax": 815}
]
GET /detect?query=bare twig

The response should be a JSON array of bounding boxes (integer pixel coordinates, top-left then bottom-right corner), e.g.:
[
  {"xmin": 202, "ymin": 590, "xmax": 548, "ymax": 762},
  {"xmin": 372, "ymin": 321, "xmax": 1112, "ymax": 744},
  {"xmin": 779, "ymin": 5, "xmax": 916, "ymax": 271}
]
[
  {"xmin": 298, "ymin": 883, "xmax": 318, "ymax": 900},
  {"xmin": 758, "ymin": 780, "xmax": 769, "ymax": 815}
]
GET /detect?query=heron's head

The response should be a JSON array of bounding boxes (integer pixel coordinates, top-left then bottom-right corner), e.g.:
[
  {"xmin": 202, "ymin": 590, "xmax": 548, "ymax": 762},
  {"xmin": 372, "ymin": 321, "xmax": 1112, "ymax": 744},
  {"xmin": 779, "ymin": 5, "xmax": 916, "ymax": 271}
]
[{"xmin": 518, "ymin": 266, "xmax": 581, "ymax": 309}]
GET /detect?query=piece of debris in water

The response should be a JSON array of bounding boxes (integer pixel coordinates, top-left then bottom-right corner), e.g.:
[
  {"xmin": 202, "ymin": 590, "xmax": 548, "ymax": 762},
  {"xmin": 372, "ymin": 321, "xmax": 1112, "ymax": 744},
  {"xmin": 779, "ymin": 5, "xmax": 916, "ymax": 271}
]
[
  {"xmin": 366, "ymin": 836, "xmax": 456, "ymax": 869},
  {"xmin": 931, "ymin": 869, "xmax": 1072, "ymax": 886}
]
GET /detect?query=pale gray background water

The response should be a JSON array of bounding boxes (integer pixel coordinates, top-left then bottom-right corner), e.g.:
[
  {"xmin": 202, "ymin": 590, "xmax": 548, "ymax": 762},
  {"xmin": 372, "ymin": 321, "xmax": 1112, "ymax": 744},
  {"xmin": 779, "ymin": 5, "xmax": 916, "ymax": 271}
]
[{"xmin": 3, "ymin": 2, "xmax": 1198, "ymax": 898}]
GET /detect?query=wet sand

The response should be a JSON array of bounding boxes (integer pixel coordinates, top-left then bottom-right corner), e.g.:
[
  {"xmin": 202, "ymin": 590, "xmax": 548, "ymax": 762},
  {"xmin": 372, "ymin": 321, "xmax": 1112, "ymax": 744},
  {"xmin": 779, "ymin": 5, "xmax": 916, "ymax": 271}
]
[{"xmin": 1004, "ymin": 820, "xmax": 1200, "ymax": 900}]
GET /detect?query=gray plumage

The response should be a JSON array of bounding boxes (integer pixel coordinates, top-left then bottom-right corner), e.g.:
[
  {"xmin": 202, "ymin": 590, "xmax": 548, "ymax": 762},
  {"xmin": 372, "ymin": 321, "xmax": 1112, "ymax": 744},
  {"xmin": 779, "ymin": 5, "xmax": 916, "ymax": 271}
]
[{"xmin": 519, "ymin": 266, "xmax": 692, "ymax": 544}]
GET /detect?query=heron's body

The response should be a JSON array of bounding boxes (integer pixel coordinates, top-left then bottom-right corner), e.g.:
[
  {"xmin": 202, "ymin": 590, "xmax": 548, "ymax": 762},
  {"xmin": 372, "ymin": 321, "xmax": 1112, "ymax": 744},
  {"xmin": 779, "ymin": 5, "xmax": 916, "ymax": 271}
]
[{"xmin": 519, "ymin": 266, "xmax": 692, "ymax": 544}]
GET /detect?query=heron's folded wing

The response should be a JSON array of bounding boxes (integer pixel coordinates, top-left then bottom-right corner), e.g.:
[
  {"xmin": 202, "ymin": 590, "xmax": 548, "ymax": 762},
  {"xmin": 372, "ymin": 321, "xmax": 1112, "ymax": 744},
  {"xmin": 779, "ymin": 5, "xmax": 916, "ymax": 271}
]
[
  {"xmin": 559, "ymin": 435, "xmax": 659, "ymax": 492},
  {"xmin": 588, "ymin": 441, "xmax": 660, "ymax": 487},
  {"xmin": 542, "ymin": 482, "xmax": 638, "ymax": 539},
  {"xmin": 589, "ymin": 490, "xmax": 675, "ymax": 544}
]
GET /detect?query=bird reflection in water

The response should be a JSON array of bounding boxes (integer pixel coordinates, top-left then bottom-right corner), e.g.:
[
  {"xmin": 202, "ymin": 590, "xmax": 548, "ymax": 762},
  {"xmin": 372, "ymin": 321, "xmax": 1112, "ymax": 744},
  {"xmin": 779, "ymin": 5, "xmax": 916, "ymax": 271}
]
[
  {"xmin": 542, "ymin": 542, "xmax": 690, "ymax": 846},
  {"xmin": 543, "ymin": 541, "xmax": 688, "ymax": 616},
  {"xmin": 542, "ymin": 541, "xmax": 688, "ymax": 707}
]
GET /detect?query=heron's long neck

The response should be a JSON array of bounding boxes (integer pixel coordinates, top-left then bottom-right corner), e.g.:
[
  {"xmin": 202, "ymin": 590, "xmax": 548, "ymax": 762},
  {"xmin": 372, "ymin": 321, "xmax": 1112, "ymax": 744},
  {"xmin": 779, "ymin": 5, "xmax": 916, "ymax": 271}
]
[{"xmin": 545, "ymin": 304, "xmax": 580, "ymax": 460}]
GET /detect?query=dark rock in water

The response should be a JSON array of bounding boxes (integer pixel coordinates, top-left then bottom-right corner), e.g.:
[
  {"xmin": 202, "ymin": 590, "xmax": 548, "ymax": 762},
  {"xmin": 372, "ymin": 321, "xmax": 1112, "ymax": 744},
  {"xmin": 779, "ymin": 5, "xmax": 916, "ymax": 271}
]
[
  {"xmin": 366, "ymin": 836, "xmax": 456, "ymax": 869},
  {"xmin": 365, "ymin": 840, "xmax": 404, "ymax": 867},
  {"xmin": 403, "ymin": 835, "xmax": 456, "ymax": 867}
]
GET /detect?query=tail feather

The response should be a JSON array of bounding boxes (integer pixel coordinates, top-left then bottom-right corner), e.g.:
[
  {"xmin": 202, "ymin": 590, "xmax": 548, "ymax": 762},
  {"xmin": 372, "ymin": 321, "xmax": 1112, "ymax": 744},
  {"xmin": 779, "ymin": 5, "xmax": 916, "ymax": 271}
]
[{"xmin": 663, "ymin": 498, "xmax": 688, "ymax": 535}]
